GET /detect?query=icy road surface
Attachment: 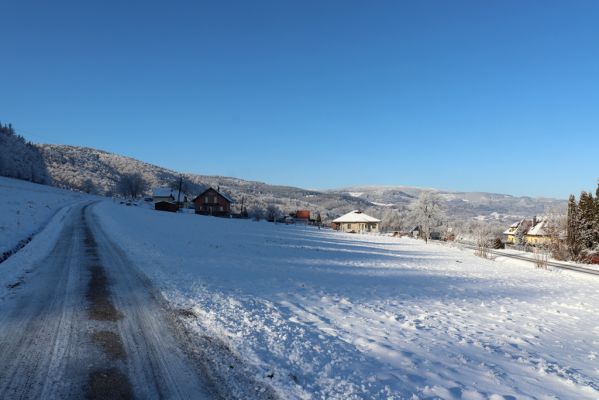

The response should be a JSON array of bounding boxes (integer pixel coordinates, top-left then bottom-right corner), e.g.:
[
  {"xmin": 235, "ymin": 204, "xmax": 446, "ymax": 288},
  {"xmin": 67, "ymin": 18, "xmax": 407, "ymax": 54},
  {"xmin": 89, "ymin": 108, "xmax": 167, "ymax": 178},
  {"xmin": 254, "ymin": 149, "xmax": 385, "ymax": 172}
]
[{"xmin": 0, "ymin": 203, "xmax": 277, "ymax": 399}]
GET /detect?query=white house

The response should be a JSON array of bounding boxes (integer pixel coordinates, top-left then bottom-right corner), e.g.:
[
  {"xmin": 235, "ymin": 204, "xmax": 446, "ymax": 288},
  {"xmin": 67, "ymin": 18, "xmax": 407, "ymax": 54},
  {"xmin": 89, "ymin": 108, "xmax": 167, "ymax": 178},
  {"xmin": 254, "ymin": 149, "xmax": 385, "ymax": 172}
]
[{"xmin": 333, "ymin": 210, "xmax": 380, "ymax": 234}]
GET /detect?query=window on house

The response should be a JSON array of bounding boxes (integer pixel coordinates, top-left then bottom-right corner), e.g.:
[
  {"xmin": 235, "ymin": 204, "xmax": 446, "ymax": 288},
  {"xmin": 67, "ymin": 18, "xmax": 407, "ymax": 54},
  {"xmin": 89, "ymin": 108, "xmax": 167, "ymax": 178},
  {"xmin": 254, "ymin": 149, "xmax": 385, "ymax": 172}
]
[
  {"xmin": 347, "ymin": 224, "xmax": 352, "ymax": 229},
  {"xmin": 205, "ymin": 196, "xmax": 209, "ymax": 203},
  {"xmin": 219, "ymin": 206, "xmax": 223, "ymax": 211}
]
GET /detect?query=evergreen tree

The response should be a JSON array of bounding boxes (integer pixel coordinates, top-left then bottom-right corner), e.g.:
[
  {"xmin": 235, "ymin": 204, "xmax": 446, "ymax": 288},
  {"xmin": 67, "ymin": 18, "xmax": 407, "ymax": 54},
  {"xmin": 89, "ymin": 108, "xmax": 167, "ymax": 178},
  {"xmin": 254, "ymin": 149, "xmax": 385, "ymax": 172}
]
[
  {"xmin": 578, "ymin": 191, "xmax": 595, "ymax": 250},
  {"xmin": 567, "ymin": 195, "xmax": 582, "ymax": 260}
]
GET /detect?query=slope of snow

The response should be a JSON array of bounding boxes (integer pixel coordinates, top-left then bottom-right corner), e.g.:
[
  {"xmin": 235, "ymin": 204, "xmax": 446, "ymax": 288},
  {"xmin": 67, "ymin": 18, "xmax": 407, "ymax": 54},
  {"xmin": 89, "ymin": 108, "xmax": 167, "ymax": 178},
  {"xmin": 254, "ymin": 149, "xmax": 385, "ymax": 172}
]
[
  {"xmin": 0, "ymin": 177, "xmax": 89, "ymax": 299},
  {"xmin": 0, "ymin": 177, "xmax": 86, "ymax": 256},
  {"xmin": 94, "ymin": 201, "xmax": 599, "ymax": 399}
]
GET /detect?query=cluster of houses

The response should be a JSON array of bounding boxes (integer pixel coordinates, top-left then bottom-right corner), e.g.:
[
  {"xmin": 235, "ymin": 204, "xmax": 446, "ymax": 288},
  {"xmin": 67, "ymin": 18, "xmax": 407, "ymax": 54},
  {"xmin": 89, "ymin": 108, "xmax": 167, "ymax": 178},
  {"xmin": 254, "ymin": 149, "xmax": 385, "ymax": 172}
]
[
  {"xmin": 503, "ymin": 216, "xmax": 551, "ymax": 246},
  {"xmin": 152, "ymin": 186, "xmax": 233, "ymax": 216},
  {"xmin": 151, "ymin": 186, "xmax": 384, "ymax": 233},
  {"xmin": 150, "ymin": 188, "xmax": 553, "ymax": 247}
]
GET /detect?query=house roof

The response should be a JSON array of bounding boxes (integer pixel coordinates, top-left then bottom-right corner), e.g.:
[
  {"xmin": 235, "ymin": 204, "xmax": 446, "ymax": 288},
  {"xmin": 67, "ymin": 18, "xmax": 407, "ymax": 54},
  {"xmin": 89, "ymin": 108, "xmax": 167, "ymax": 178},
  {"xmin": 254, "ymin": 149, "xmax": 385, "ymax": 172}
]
[
  {"xmin": 152, "ymin": 187, "xmax": 175, "ymax": 198},
  {"xmin": 503, "ymin": 218, "xmax": 549, "ymax": 236},
  {"xmin": 194, "ymin": 187, "xmax": 235, "ymax": 203},
  {"xmin": 527, "ymin": 218, "xmax": 548, "ymax": 236},
  {"xmin": 503, "ymin": 219, "xmax": 532, "ymax": 235},
  {"xmin": 333, "ymin": 210, "xmax": 381, "ymax": 223},
  {"xmin": 152, "ymin": 187, "xmax": 189, "ymax": 202}
]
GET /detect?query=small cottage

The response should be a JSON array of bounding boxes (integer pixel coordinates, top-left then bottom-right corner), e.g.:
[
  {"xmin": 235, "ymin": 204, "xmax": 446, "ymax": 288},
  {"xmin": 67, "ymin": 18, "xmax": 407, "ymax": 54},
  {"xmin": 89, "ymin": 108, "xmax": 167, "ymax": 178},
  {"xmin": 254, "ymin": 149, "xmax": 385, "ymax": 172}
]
[
  {"xmin": 193, "ymin": 187, "xmax": 233, "ymax": 216},
  {"xmin": 152, "ymin": 187, "xmax": 190, "ymax": 207},
  {"xmin": 332, "ymin": 210, "xmax": 380, "ymax": 234},
  {"xmin": 152, "ymin": 187, "xmax": 175, "ymax": 203}
]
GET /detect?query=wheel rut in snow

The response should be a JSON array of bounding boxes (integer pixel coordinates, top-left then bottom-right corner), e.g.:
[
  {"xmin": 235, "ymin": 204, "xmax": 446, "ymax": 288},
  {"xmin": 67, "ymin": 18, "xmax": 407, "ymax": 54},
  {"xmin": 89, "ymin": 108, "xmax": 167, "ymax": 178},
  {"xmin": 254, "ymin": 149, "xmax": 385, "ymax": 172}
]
[
  {"xmin": 82, "ymin": 206, "xmax": 133, "ymax": 399},
  {"xmin": 0, "ymin": 203, "xmax": 280, "ymax": 399}
]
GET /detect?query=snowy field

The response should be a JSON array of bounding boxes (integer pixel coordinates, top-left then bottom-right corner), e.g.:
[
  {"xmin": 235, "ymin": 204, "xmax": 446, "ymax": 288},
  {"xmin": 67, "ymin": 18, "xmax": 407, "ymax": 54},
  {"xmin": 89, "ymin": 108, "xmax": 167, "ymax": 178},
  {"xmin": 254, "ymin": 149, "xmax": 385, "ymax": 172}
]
[
  {"xmin": 94, "ymin": 202, "xmax": 599, "ymax": 400},
  {"xmin": 0, "ymin": 177, "xmax": 86, "ymax": 255}
]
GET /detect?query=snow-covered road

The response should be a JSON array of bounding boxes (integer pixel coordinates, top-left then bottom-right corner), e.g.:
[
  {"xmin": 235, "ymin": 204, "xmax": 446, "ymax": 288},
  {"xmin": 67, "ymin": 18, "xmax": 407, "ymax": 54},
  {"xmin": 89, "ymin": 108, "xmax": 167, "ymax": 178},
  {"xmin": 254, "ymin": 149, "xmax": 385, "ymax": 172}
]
[{"xmin": 0, "ymin": 203, "xmax": 277, "ymax": 399}]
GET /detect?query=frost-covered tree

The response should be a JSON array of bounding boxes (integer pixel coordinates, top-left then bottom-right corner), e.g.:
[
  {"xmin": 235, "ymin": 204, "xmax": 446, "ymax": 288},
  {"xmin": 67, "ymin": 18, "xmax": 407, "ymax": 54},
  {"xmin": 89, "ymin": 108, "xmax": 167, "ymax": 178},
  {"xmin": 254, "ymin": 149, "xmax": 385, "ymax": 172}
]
[
  {"xmin": 472, "ymin": 221, "xmax": 493, "ymax": 258},
  {"xmin": 544, "ymin": 213, "xmax": 567, "ymax": 260},
  {"xmin": 247, "ymin": 205, "xmax": 265, "ymax": 221},
  {"xmin": 0, "ymin": 123, "xmax": 50, "ymax": 184},
  {"xmin": 265, "ymin": 203, "xmax": 281, "ymax": 221},
  {"xmin": 115, "ymin": 172, "xmax": 149, "ymax": 198},
  {"xmin": 567, "ymin": 195, "xmax": 583, "ymax": 260},
  {"xmin": 411, "ymin": 192, "xmax": 445, "ymax": 243},
  {"xmin": 578, "ymin": 191, "xmax": 596, "ymax": 250},
  {"xmin": 380, "ymin": 208, "xmax": 409, "ymax": 232},
  {"xmin": 82, "ymin": 178, "xmax": 96, "ymax": 194}
]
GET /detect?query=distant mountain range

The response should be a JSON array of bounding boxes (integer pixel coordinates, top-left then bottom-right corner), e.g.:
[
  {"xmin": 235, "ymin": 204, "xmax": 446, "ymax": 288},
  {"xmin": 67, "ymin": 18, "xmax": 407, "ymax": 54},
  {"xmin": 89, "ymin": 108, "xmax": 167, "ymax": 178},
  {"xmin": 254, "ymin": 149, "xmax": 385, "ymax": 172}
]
[
  {"xmin": 329, "ymin": 186, "xmax": 566, "ymax": 222},
  {"xmin": 35, "ymin": 144, "xmax": 566, "ymax": 224}
]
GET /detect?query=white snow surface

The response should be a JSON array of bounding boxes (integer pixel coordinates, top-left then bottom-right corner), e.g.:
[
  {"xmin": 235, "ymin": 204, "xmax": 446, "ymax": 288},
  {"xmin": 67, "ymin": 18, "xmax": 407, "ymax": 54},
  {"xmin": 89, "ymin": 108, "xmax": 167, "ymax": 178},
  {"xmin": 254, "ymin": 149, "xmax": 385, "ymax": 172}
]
[
  {"xmin": 0, "ymin": 177, "xmax": 86, "ymax": 255},
  {"xmin": 93, "ymin": 201, "xmax": 599, "ymax": 399}
]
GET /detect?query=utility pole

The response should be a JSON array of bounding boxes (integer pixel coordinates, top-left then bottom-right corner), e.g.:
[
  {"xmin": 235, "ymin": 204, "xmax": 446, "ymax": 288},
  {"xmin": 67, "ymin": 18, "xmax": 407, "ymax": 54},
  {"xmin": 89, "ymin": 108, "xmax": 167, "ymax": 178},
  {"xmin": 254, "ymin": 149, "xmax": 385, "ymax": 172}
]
[{"xmin": 177, "ymin": 175, "xmax": 182, "ymax": 205}]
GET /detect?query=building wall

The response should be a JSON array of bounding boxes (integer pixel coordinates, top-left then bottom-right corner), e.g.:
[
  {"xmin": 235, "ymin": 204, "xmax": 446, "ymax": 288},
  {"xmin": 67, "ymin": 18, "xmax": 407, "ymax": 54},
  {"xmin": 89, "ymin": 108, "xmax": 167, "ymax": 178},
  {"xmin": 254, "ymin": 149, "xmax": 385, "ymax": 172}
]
[
  {"xmin": 338, "ymin": 222, "xmax": 379, "ymax": 234},
  {"xmin": 194, "ymin": 189, "xmax": 231, "ymax": 216},
  {"xmin": 525, "ymin": 235, "xmax": 550, "ymax": 246}
]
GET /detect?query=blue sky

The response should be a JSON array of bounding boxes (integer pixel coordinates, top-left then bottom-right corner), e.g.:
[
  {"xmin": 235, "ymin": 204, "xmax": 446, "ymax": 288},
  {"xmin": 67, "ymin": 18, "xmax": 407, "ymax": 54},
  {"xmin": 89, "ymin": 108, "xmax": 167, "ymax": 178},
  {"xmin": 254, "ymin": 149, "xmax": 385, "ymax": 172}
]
[{"xmin": 1, "ymin": 1, "xmax": 598, "ymax": 199}]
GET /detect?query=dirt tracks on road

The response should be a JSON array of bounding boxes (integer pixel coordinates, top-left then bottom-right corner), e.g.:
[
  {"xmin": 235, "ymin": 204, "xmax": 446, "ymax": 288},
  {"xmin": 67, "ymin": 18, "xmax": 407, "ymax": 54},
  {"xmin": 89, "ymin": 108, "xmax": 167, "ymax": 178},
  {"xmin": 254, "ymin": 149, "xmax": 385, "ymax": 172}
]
[{"xmin": 0, "ymin": 203, "xmax": 280, "ymax": 400}]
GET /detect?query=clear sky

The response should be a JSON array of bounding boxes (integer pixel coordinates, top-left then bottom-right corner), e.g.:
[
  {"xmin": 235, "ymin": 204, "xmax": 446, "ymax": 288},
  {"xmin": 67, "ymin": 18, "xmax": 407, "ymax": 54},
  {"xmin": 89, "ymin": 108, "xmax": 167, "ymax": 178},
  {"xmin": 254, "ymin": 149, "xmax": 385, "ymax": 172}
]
[{"xmin": 1, "ymin": 1, "xmax": 598, "ymax": 199}]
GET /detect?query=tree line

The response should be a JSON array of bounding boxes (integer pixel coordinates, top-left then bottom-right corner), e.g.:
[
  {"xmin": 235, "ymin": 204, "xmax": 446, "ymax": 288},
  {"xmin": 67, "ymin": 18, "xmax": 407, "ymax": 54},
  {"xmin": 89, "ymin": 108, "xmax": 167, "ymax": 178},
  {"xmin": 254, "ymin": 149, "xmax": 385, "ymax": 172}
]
[
  {"xmin": 0, "ymin": 123, "xmax": 50, "ymax": 184},
  {"xmin": 567, "ymin": 182, "xmax": 599, "ymax": 262}
]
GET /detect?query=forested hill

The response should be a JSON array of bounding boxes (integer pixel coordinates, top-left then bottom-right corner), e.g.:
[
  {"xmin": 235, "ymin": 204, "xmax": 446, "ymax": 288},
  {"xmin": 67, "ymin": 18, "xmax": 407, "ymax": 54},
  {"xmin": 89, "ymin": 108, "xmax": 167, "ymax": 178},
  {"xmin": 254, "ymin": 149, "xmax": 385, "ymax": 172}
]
[{"xmin": 35, "ymin": 143, "xmax": 373, "ymax": 220}]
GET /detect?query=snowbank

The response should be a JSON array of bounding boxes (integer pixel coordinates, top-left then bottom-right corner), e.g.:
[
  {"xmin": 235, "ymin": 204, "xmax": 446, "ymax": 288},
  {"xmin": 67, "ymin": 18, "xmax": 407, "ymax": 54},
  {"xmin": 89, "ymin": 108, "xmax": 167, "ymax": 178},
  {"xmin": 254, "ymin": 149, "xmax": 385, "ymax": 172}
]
[
  {"xmin": 94, "ymin": 201, "xmax": 599, "ymax": 399},
  {"xmin": 0, "ymin": 177, "xmax": 86, "ymax": 256}
]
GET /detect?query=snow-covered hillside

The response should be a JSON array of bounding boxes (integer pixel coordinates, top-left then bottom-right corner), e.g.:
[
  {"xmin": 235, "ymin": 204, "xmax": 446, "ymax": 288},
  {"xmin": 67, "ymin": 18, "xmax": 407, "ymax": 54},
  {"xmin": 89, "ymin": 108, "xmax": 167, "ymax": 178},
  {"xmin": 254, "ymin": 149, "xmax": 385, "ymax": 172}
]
[
  {"xmin": 93, "ymin": 202, "xmax": 599, "ymax": 400},
  {"xmin": 36, "ymin": 144, "xmax": 373, "ymax": 221},
  {"xmin": 0, "ymin": 176, "xmax": 86, "ymax": 257}
]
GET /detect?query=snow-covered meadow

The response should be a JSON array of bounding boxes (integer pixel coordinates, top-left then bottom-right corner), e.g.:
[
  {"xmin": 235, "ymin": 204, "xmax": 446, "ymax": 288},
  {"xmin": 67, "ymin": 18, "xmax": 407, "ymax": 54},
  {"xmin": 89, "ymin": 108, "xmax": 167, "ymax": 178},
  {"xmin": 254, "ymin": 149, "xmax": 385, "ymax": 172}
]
[
  {"xmin": 0, "ymin": 176, "xmax": 86, "ymax": 256},
  {"xmin": 94, "ymin": 202, "xmax": 599, "ymax": 400}
]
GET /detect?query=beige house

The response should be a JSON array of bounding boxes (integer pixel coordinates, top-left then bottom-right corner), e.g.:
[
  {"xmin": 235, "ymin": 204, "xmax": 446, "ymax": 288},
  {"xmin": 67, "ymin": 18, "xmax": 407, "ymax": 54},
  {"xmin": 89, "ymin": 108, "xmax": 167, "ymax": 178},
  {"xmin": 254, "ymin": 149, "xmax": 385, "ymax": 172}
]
[
  {"xmin": 503, "ymin": 219, "xmax": 532, "ymax": 244},
  {"xmin": 333, "ymin": 210, "xmax": 380, "ymax": 234},
  {"xmin": 525, "ymin": 218, "xmax": 551, "ymax": 246},
  {"xmin": 503, "ymin": 217, "xmax": 550, "ymax": 246}
]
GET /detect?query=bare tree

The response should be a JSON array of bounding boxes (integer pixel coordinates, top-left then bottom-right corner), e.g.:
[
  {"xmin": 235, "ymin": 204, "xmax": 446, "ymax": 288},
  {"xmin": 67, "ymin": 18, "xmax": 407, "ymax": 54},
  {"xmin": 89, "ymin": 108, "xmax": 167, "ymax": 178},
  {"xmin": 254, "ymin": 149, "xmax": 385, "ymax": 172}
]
[
  {"xmin": 473, "ymin": 221, "xmax": 493, "ymax": 259},
  {"xmin": 545, "ymin": 213, "xmax": 568, "ymax": 260},
  {"xmin": 169, "ymin": 176, "xmax": 195, "ymax": 202},
  {"xmin": 411, "ymin": 192, "xmax": 445, "ymax": 243},
  {"xmin": 247, "ymin": 205, "xmax": 265, "ymax": 221},
  {"xmin": 82, "ymin": 178, "xmax": 96, "ymax": 194},
  {"xmin": 533, "ymin": 247, "xmax": 549, "ymax": 269},
  {"xmin": 265, "ymin": 203, "xmax": 281, "ymax": 222},
  {"xmin": 116, "ymin": 172, "xmax": 149, "ymax": 198}
]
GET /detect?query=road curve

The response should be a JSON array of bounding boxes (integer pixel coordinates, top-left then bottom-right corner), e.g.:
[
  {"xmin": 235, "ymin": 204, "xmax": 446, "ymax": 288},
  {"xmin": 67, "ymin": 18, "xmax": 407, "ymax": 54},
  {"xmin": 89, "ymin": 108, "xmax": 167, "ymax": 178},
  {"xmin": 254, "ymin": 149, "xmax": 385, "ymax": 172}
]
[{"xmin": 0, "ymin": 202, "xmax": 278, "ymax": 399}]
